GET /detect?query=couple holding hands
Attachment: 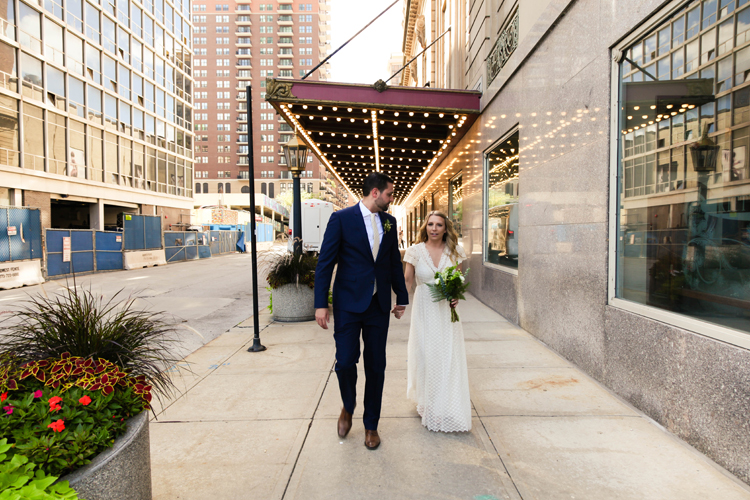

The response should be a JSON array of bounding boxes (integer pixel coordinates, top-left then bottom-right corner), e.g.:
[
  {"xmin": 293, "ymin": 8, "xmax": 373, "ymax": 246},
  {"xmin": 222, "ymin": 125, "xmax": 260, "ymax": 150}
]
[{"xmin": 314, "ymin": 172, "xmax": 471, "ymax": 450}]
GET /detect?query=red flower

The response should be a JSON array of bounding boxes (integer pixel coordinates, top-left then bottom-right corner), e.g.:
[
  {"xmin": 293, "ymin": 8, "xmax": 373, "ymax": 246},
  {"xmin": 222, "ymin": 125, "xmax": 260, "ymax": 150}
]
[
  {"xmin": 47, "ymin": 419, "xmax": 65, "ymax": 432},
  {"xmin": 0, "ymin": 392, "xmax": 6, "ymax": 402},
  {"xmin": 78, "ymin": 395, "xmax": 92, "ymax": 406},
  {"xmin": 48, "ymin": 396, "xmax": 63, "ymax": 412}
]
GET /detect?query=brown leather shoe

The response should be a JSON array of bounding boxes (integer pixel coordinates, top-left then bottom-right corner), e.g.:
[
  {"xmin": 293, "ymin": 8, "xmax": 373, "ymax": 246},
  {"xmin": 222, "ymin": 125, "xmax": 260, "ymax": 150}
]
[
  {"xmin": 364, "ymin": 430, "xmax": 380, "ymax": 450},
  {"xmin": 337, "ymin": 408, "xmax": 352, "ymax": 438}
]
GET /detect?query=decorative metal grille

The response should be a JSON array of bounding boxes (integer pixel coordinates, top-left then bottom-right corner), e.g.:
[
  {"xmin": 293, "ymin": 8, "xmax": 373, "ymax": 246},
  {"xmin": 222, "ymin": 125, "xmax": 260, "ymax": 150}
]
[{"xmin": 487, "ymin": 13, "xmax": 519, "ymax": 85}]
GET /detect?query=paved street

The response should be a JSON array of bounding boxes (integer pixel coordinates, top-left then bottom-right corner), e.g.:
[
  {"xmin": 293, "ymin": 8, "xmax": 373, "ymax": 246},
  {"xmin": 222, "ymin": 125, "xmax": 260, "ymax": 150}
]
[
  {"xmin": 0, "ymin": 254, "xmax": 266, "ymax": 358},
  {"xmin": 148, "ymin": 294, "xmax": 750, "ymax": 500}
]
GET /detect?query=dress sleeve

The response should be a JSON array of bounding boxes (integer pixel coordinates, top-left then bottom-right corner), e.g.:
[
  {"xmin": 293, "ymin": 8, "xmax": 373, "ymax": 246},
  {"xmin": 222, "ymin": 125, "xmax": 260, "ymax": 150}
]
[
  {"xmin": 455, "ymin": 244, "xmax": 467, "ymax": 264},
  {"xmin": 403, "ymin": 244, "xmax": 419, "ymax": 266}
]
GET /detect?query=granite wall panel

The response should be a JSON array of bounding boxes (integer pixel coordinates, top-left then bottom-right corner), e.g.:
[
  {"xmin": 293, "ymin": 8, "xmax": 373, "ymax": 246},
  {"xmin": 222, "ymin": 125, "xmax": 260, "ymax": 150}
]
[{"xmin": 604, "ymin": 307, "xmax": 750, "ymax": 484}]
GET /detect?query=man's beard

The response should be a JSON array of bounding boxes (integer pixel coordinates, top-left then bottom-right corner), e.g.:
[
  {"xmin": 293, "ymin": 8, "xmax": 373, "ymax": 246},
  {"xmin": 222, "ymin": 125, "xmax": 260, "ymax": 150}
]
[{"xmin": 375, "ymin": 197, "xmax": 390, "ymax": 211}]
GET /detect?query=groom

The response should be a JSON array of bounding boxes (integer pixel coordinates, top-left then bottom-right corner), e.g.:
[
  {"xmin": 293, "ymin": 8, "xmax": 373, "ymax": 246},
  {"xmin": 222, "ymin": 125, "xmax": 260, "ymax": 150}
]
[{"xmin": 314, "ymin": 171, "xmax": 409, "ymax": 450}]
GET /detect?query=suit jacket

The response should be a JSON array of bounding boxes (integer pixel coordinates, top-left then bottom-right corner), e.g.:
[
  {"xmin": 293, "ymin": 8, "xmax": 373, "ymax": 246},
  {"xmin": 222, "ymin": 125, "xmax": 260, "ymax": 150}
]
[{"xmin": 314, "ymin": 204, "xmax": 409, "ymax": 314}]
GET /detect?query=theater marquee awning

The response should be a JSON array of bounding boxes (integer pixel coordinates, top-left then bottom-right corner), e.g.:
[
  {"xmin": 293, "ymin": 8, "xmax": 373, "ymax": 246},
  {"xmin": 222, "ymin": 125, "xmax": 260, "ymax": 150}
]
[{"xmin": 265, "ymin": 78, "xmax": 481, "ymax": 205}]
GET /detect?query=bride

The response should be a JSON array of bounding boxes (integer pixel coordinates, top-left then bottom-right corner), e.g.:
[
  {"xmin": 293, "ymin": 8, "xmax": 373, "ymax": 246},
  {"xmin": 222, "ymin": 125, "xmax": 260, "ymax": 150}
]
[{"xmin": 403, "ymin": 211, "xmax": 471, "ymax": 432}]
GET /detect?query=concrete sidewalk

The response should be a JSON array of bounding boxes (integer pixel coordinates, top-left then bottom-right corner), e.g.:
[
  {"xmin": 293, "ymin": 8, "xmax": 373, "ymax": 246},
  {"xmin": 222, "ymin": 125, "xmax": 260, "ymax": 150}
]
[{"xmin": 149, "ymin": 294, "xmax": 750, "ymax": 500}]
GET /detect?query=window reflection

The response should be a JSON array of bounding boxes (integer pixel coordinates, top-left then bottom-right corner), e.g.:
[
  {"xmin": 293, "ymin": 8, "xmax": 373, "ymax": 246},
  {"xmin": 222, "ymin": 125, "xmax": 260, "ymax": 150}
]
[
  {"xmin": 18, "ymin": 2, "xmax": 40, "ymax": 52},
  {"xmin": 618, "ymin": 1, "xmax": 750, "ymax": 335},
  {"xmin": 485, "ymin": 130, "xmax": 519, "ymax": 269},
  {"xmin": 0, "ymin": 94, "xmax": 19, "ymax": 167},
  {"xmin": 449, "ymin": 174, "xmax": 462, "ymax": 240}
]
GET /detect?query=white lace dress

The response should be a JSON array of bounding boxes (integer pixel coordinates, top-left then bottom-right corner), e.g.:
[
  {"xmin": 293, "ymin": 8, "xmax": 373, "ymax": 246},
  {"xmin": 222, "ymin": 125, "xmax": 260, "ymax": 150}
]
[{"xmin": 404, "ymin": 242, "xmax": 472, "ymax": 432}]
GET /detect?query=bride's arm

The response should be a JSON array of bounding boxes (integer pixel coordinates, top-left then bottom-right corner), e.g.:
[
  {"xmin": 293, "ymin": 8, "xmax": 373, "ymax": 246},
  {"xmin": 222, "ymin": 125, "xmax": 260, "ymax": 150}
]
[{"xmin": 404, "ymin": 262, "xmax": 415, "ymax": 294}]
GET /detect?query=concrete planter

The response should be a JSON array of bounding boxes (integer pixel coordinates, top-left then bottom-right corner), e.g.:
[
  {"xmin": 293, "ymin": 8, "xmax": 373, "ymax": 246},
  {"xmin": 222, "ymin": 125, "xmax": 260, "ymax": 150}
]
[
  {"xmin": 272, "ymin": 283, "xmax": 316, "ymax": 322},
  {"xmin": 60, "ymin": 411, "xmax": 152, "ymax": 500}
]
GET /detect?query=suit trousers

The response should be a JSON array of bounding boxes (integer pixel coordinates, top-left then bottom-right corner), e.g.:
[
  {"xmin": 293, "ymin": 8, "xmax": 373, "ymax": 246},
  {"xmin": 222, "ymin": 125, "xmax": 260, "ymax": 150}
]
[{"xmin": 332, "ymin": 292, "xmax": 390, "ymax": 431}]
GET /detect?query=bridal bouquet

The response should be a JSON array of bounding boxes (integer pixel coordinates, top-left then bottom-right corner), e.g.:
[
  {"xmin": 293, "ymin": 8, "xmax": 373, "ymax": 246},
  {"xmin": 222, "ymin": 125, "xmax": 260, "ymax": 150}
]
[{"xmin": 426, "ymin": 264, "xmax": 470, "ymax": 323}]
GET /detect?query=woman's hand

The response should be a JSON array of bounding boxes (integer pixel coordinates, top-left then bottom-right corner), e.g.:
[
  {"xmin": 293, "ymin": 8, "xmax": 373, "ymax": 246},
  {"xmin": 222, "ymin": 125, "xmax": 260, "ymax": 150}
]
[{"xmin": 450, "ymin": 298, "xmax": 458, "ymax": 308}]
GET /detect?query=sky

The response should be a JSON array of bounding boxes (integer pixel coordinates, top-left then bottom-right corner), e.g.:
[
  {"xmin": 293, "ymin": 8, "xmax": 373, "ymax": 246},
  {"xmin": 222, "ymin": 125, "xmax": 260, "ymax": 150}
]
[{"xmin": 328, "ymin": 0, "xmax": 404, "ymax": 84}]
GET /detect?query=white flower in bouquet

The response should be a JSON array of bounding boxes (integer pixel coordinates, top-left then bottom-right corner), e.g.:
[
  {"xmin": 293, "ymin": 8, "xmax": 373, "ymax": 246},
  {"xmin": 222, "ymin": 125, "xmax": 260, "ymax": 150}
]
[{"xmin": 434, "ymin": 278, "xmax": 441, "ymax": 285}]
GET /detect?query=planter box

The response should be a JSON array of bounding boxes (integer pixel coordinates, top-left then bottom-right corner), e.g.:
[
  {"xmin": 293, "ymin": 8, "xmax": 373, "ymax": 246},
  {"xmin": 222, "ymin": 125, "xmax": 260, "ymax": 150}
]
[
  {"xmin": 60, "ymin": 411, "xmax": 152, "ymax": 500},
  {"xmin": 272, "ymin": 283, "xmax": 315, "ymax": 322}
]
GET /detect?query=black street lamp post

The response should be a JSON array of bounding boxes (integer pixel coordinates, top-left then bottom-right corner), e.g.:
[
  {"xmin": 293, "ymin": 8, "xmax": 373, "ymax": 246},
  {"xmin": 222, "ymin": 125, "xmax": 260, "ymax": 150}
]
[
  {"xmin": 686, "ymin": 123, "xmax": 719, "ymax": 281},
  {"xmin": 246, "ymin": 85, "xmax": 266, "ymax": 353},
  {"xmin": 282, "ymin": 133, "xmax": 309, "ymax": 255}
]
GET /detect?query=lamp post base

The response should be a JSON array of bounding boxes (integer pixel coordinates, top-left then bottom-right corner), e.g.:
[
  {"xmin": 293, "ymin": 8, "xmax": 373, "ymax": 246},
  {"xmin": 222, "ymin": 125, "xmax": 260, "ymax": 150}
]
[{"xmin": 247, "ymin": 339, "xmax": 267, "ymax": 352}]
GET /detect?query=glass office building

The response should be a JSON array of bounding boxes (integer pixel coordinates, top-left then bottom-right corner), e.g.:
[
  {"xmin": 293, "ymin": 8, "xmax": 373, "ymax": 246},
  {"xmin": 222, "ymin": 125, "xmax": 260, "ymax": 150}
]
[{"xmin": 0, "ymin": 0, "xmax": 195, "ymax": 229}]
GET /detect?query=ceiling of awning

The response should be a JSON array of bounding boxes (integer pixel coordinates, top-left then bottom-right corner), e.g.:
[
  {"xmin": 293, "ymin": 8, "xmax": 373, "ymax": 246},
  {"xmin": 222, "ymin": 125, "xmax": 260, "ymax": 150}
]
[{"xmin": 265, "ymin": 78, "xmax": 481, "ymax": 205}]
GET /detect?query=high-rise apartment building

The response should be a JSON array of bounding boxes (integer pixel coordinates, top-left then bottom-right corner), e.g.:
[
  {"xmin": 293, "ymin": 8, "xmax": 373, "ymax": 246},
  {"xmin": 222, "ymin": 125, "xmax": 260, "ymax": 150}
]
[
  {"xmin": 0, "ymin": 0, "xmax": 195, "ymax": 229},
  {"xmin": 192, "ymin": 0, "xmax": 352, "ymax": 211}
]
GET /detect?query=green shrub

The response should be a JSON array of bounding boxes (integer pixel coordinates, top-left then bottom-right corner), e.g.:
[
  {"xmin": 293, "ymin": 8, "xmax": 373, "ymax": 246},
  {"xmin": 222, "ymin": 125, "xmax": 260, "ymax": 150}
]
[{"xmin": 0, "ymin": 439, "xmax": 80, "ymax": 500}]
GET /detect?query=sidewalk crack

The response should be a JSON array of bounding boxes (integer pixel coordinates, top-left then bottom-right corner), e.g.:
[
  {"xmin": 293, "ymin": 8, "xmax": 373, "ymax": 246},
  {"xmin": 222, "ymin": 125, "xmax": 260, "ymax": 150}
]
[
  {"xmin": 281, "ymin": 360, "xmax": 336, "ymax": 500},
  {"xmin": 474, "ymin": 402, "xmax": 525, "ymax": 500}
]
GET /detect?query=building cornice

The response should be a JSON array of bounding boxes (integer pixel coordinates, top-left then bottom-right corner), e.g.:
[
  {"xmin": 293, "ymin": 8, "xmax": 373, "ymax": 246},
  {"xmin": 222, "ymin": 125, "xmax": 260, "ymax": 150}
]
[{"xmin": 400, "ymin": 0, "xmax": 421, "ymax": 86}]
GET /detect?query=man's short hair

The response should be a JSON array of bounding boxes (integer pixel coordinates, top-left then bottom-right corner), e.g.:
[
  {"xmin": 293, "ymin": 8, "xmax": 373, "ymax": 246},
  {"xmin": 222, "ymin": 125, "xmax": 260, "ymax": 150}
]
[{"xmin": 362, "ymin": 172, "xmax": 393, "ymax": 198}]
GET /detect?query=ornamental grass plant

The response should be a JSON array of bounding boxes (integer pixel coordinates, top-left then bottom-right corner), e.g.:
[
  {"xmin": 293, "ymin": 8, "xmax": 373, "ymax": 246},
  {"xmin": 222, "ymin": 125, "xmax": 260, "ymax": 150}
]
[
  {"xmin": 0, "ymin": 284, "xmax": 182, "ymax": 480},
  {"xmin": 0, "ymin": 285, "xmax": 179, "ymax": 399},
  {"xmin": 259, "ymin": 240, "xmax": 318, "ymax": 290}
]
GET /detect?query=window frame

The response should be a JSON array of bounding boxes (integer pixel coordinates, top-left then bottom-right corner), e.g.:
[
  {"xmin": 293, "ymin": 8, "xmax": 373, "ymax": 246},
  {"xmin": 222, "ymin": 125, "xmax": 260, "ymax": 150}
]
[
  {"xmin": 482, "ymin": 125, "xmax": 519, "ymax": 276},
  {"xmin": 608, "ymin": 0, "xmax": 750, "ymax": 350}
]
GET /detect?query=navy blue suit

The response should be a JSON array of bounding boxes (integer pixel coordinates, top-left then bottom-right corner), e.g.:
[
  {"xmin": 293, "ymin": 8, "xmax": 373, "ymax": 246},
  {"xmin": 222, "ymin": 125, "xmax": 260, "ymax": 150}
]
[{"xmin": 314, "ymin": 204, "xmax": 409, "ymax": 430}]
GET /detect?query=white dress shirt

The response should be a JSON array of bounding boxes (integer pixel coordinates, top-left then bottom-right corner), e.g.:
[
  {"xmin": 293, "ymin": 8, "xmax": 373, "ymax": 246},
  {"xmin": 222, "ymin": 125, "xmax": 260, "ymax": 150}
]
[
  {"xmin": 358, "ymin": 201, "xmax": 405, "ymax": 307},
  {"xmin": 358, "ymin": 201, "xmax": 384, "ymax": 254}
]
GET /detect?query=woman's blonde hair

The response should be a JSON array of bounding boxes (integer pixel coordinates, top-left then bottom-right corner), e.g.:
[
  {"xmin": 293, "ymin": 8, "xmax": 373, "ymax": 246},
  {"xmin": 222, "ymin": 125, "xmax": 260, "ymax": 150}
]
[{"xmin": 417, "ymin": 210, "xmax": 460, "ymax": 262}]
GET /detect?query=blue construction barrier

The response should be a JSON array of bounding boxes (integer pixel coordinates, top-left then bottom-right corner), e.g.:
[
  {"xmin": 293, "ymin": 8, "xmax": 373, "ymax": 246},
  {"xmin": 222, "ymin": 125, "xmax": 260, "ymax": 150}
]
[
  {"xmin": 46, "ymin": 229, "xmax": 123, "ymax": 277},
  {"xmin": 46, "ymin": 230, "xmax": 95, "ymax": 277},
  {"xmin": 256, "ymin": 223, "xmax": 274, "ymax": 242},
  {"xmin": 95, "ymin": 231, "xmax": 123, "ymax": 271},
  {"xmin": 0, "ymin": 207, "xmax": 42, "ymax": 262},
  {"xmin": 123, "ymin": 214, "xmax": 162, "ymax": 250}
]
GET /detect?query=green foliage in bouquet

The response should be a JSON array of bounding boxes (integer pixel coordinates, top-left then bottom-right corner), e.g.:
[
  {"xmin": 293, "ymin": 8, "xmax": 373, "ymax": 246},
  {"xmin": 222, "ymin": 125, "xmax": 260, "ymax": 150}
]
[
  {"xmin": 0, "ymin": 439, "xmax": 80, "ymax": 500},
  {"xmin": 426, "ymin": 264, "xmax": 471, "ymax": 323}
]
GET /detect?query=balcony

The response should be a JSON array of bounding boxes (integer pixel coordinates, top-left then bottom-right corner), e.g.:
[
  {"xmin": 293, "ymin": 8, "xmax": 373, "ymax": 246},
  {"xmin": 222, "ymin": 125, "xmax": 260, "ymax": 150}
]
[
  {"xmin": 277, "ymin": 59, "xmax": 293, "ymax": 68},
  {"xmin": 235, "ymin": 16, "xmax": 252, "ymax": 25},
  {"xmin": 236, "ymin": 38, "xmax": 253, "ymax": 47}
]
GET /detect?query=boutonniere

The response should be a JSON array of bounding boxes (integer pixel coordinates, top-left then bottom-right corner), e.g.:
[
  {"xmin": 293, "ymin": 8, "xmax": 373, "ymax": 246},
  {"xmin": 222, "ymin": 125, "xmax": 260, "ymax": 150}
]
[{"xmin": 383, "ymin": 219, "xmax": 392, "ymax": 233}]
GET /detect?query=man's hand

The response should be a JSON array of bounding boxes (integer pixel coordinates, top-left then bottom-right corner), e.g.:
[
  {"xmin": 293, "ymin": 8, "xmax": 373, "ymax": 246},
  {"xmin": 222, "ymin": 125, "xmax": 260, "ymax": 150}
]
[
  {"xmin": 392, "ymin": 305, "xmax": 406, "ymax": 320},
  {"xmin": 315, "ymin": 308, "xmax": 330, "ymax": 329}
]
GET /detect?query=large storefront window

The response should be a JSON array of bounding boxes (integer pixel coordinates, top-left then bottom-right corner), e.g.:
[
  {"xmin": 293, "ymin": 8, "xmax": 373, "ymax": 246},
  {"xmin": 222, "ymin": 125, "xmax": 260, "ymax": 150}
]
[
  {"xmin": 616, "ymin": 0, "xmax": 750, "ymax": 335},
  {"xmin": 485, "ymin": 129, "xmax": 519, "ymax": 269}
]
